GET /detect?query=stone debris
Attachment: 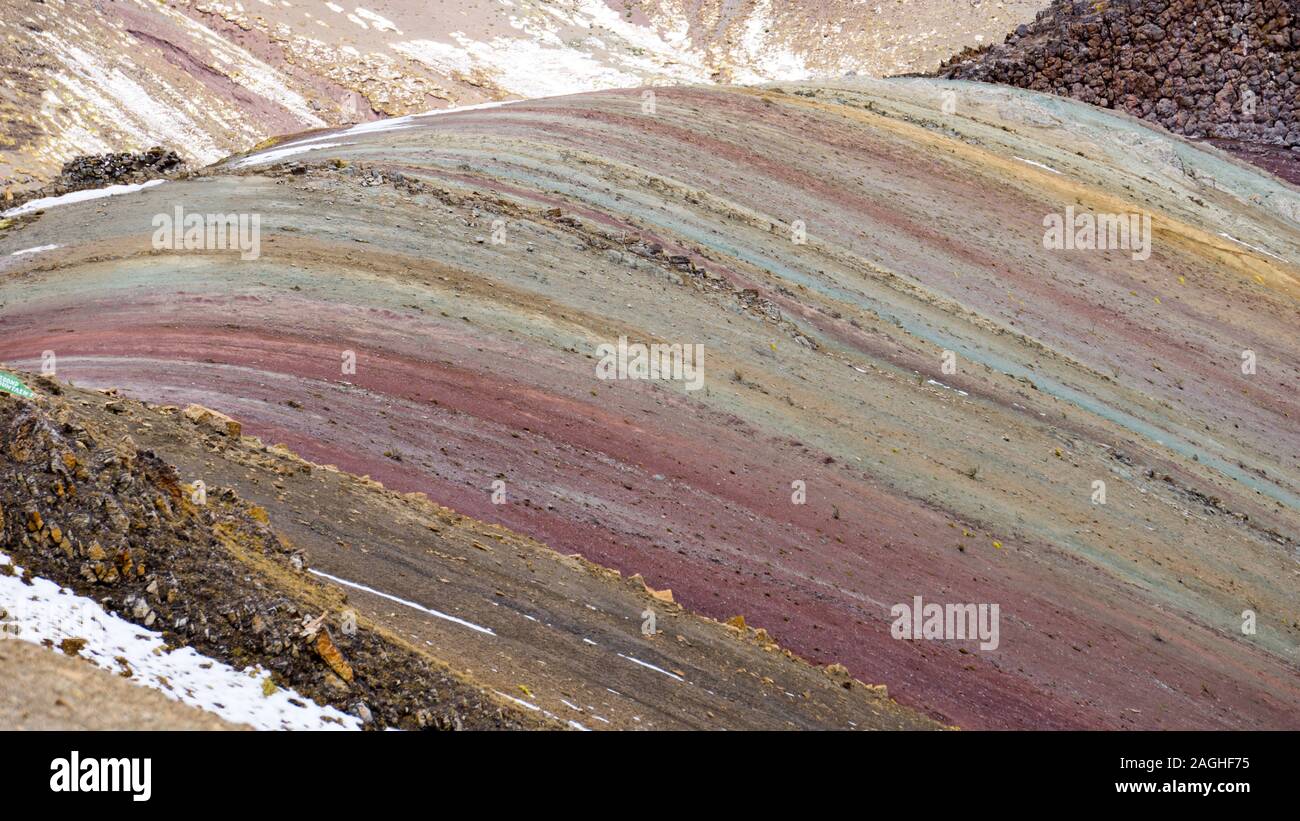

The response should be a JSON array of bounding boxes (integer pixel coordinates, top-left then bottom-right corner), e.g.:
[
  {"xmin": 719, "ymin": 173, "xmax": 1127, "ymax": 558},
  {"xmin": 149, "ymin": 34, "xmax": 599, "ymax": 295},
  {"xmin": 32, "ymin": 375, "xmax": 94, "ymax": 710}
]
[
  {"xmin": 5, "ymin": 148, "xmax": 186, "ymax": 214},
  {"xmin": 940, "ymin": 1, "xmax": 1300, "ymax": 163}
]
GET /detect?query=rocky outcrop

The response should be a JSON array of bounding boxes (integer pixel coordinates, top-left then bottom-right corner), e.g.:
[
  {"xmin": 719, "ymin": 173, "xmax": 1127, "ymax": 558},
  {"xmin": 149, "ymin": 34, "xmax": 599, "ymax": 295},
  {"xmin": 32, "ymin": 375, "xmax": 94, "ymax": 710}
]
[
  {"xmin": 938, "ymin": 1, "xmax": 1300, "ymax": 155},
  {"xmin": 54, "ymin": 147, "xmax": 185, "ymax": 190},
  {"xmin": 181, "ymin": 403, "xmax": 241, "ymax": 438},
  {"xmin": 0, "ymin": 382, "xmax": 548, "ymax": 730},
  {"xmin": 2, "ymin": 148, "xmax": 186, "ymax": 214}
]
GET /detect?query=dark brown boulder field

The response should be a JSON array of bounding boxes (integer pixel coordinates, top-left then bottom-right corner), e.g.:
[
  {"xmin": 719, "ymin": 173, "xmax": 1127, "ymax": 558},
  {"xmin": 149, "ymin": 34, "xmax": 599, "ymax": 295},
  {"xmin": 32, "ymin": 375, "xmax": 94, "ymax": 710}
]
[{"xmin": 938, "ymin": 0, "xmax": 1300, "ymax": 182}]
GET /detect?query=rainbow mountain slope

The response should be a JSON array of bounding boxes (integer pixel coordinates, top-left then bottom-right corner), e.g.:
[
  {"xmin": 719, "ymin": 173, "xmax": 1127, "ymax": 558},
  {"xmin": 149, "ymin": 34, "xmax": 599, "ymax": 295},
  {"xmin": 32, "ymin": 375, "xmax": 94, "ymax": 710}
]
[{"xmin": 1, "ymin": 78, "xmax": 1297, "ymax": 729}]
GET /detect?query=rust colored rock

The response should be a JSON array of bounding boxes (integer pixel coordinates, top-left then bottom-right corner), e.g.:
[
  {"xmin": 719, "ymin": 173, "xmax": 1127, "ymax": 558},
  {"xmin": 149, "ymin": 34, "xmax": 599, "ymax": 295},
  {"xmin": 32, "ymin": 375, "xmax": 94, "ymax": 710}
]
[
  {"xmin": 629, "ymin": 573, "xmax": 675, "ymax": 604},
  {"xmin": 314, "ymin": 630, "xmax": 353, "ymax": 683}
]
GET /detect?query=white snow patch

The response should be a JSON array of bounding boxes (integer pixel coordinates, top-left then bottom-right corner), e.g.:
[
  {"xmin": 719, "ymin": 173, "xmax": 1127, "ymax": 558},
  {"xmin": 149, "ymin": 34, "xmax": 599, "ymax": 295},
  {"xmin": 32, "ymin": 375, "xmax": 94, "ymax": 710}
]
[
  {"xmin": 308, "ymin": 568, "xmax": 496, "ymax": 636},
  {"xmin": 735, "ymin": 0, "xmax": 814, "ymax": 80},
  {"xmin": 10, "ymin": 244, "xmax": 60, "ymax": 257},
  {"xmin": 355, "ymin": 8, "xmax": 400, "ymax": 33},
  {"xmin": 0, "ymin": 552, "xmax": 359, "ymax": 730},
  {"xmin": 230, "ymin": 141, "xmax": 352, "ymax": 168},
  {"xmin": 39, "ymin": 42, "xmax": 227, "ymax": 163},
  {"xmin": 494, "ymin": 690, "xmax": 588, "ymax": 729},
  {"xmin": 1218, "ymin": 231, "xmax": 1287, "ymax": 262},
  {"xmin": 925, "ymin": 378, "xmax": 969, "ymax": 397},
  {"xmin": 391, "ymin": 0, "xmax": 726, "ymax": 101},
  {"xmin": 331, "ymin": 115, "xmax": 418, "ymax": 137},
  {"xmin": 617, "ymin": 652, "xmax": 685, "ymax": 682},
  {"xmin": 1013, "ymin": 156, "xmax": 1063, "ymax": 175},
  {"xmin": 233, "ymin": 114, "xmax": 421, "ymax": 166},
  {"xmin": 1, "ymin": 180, "xmax": 166, "ymax": 217},
  {"xmin": 494, "ymin": 690, "xmax": 539, "ymax": 711},
  {"xmin": 418, "ymin": 100, "xmax": 520, "ymax": 117},
  {"xmin": 392, "ymin": 35, "xmax": 650, "ymax": 98}
]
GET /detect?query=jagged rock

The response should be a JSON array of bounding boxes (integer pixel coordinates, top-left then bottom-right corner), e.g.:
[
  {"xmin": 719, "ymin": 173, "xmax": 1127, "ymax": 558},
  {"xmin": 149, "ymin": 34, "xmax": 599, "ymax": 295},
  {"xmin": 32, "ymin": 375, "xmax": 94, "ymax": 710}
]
[
  {"xmin": 182, "ymin": 404, "xmax": 242, "ymax": 438},
  {"xmin": 627, "ymin": 573, "xmax": 675, "ymax": 604}
]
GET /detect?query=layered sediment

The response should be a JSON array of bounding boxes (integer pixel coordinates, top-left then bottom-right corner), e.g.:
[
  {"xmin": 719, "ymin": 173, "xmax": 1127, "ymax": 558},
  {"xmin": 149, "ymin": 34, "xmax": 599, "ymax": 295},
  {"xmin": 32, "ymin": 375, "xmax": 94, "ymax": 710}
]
[{"xmin": 1, "ymin": 79, "xmax": 1297, "ymax": 728}]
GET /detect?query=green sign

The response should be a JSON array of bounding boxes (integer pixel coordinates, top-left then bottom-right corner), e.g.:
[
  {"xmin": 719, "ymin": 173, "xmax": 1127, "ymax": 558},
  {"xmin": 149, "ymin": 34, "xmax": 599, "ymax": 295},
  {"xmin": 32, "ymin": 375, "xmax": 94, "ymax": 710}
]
[{"xmin": 0, "ymin": 372, "xmax": 34, "ymax": 399}]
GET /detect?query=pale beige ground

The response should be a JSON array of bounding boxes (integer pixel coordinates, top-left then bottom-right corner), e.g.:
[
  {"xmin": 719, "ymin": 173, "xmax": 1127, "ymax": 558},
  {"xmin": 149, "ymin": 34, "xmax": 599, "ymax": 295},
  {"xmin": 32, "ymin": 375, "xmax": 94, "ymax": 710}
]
[{"xmin": 0, "ymin": 639, "xmax": 242, "ymax": 730}]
